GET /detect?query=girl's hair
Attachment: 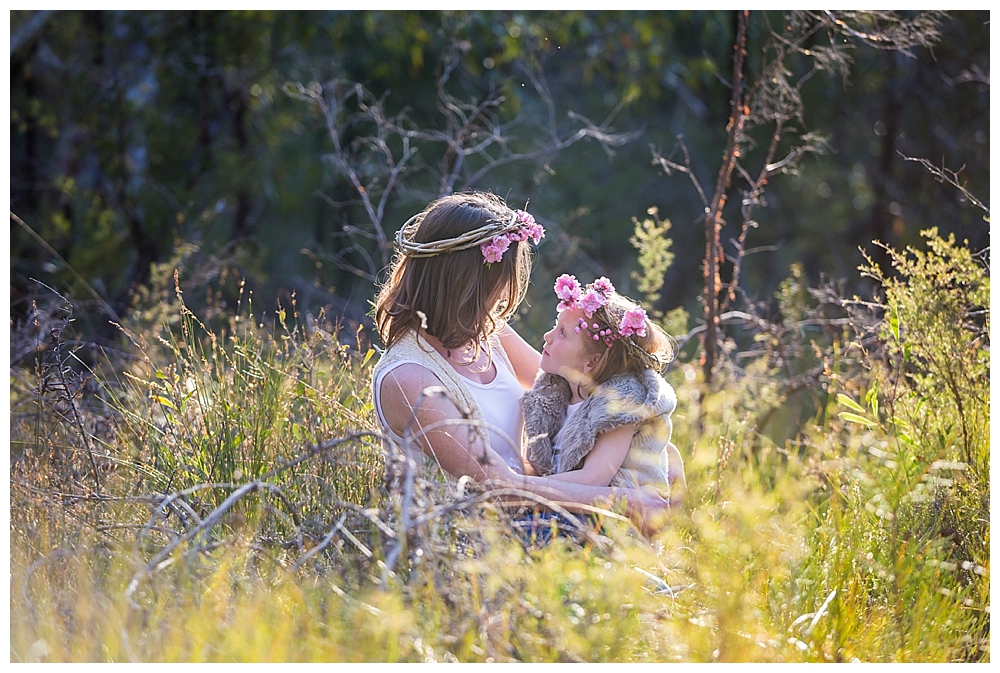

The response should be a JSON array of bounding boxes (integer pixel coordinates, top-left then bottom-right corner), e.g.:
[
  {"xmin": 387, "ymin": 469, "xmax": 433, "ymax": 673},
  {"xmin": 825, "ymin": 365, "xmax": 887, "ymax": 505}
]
[
  {"xmin": 374, "ymin": 192, "xmax": 533, "ymax": 356},
  {"xmin": 583, "ymin": 293, "xmax": 674, "ymax": 386}
]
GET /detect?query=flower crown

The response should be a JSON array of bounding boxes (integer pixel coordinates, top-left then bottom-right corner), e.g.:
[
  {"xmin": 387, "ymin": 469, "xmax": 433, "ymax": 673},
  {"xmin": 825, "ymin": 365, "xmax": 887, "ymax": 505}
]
[
  {"xmin": 554, "ymin": 274, "xmax": 648, "ymax": 348},
  {"xmin": 480, "ymin": 210, "xmax": 545, "ymax": 264},
  {"xmin": 395, "ymin": 207, "xmax": 544, "ymax": 264}
]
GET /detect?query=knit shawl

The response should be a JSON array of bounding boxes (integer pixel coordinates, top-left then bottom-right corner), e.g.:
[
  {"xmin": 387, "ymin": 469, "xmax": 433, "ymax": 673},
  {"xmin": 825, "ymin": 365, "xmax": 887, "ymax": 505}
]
[{"xmin": 370, "ymin": 329, "xmax": 516, "ymax": 480}]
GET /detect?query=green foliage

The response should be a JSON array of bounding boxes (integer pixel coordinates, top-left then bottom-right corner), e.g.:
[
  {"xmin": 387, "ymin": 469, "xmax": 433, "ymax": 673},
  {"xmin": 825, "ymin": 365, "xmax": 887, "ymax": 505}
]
[
  {"xmin": 629, "ymin": 207, "xmax": 674, "ymax": 307},
  {"xmin": 861, "ymin": 228, "xmax": 989, "ymax": 478},
  {"xmin": 802, "ymin": 228, "xmax": 990, "ymax": 660},
  {"xmin": 627, "ymin": 205, "xmax": 689, "ymax": 350}
]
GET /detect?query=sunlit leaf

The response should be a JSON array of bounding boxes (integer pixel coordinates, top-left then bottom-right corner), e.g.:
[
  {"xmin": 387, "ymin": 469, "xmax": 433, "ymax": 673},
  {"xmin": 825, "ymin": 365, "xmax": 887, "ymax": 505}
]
[
  {"xmin": 838, "ymin": 411, "xmax": 877, "ymax": 427},
  {"xmin": 837, "ymin": 393, "xmax": 865, "ymax": 413}
]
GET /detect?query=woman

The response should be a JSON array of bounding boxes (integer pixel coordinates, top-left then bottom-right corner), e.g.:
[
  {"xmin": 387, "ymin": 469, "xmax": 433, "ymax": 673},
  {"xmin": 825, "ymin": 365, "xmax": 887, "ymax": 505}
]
[{"xmin": 371, "ymin": 191, "xmax": 671, "ymax": 535}]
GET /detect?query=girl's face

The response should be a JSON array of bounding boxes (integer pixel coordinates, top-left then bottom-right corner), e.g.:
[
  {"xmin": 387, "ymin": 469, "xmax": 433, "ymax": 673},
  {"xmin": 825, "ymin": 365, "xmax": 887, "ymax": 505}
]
[{"xmin": 540, "ymin": 308, "xmax": 602, "ymax": 379}]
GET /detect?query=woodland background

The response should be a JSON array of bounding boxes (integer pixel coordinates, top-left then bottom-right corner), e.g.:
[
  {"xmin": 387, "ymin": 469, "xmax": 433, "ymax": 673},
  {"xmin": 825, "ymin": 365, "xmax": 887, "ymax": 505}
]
[{"xmin": 10, "ymin": 10, "xmax": 989, "ymax": 343}]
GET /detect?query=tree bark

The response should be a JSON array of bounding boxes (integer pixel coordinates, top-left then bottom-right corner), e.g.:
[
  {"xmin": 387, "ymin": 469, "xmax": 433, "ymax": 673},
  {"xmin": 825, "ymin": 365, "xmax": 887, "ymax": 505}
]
[{"xmin": 702, "ymin": 10, "xmax": 749, "ymax": 388}]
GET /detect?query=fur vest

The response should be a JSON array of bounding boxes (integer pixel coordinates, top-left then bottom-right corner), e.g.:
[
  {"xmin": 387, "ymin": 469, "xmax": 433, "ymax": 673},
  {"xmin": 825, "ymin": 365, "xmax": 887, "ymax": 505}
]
[{"xmin": 521, "ymin": 369, "xmax": 677, "ymax": 490}]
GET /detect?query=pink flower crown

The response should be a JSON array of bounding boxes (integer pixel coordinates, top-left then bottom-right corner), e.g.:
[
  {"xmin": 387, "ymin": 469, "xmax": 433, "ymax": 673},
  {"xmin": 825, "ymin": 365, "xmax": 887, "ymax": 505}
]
[
  {"xmin": 480, "ymin": 210, "xmax": 545, "ymax": 264},
  {"xmin": 553, "ymin": 274, "xmax": 648, "ymax": 347}
]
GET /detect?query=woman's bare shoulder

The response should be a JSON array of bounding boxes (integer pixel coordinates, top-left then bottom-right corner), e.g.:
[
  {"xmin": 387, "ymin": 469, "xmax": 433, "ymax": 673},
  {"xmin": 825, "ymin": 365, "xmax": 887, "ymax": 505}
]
[{"xmin": 378, "ymin": 362, "xmax": 444, "ymax": 404}]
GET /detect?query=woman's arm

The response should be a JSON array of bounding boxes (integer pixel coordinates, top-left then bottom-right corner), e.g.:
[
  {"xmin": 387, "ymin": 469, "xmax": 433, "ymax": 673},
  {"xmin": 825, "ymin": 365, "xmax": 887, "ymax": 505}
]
[
  {"xmin": 497, "ymin": 323, "xmax": 542, "ymax": 389},
  {"xmin": 378, "ymin": 363, "xmax": 516, "ymax": 479},
  {"xmin": 544, "ymin": 424, "xmax": 635, "ymax": 487}
]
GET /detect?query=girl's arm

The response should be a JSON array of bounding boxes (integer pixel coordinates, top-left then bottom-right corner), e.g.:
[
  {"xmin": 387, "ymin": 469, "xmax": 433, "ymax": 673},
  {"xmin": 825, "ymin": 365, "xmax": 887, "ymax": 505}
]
[
  {"xmin": 497, "ymin": 323, "xmax": 542, "ymax": 389},
  {"xmin": 378, "ymin": 363, "xmax": 517, "ymax": 479},
  {"xmin": 485, "ymin": 460, "xmax": 672, "ymax": 536},
  {"xmin": 544, "ymin": 424, "xmax": 635, "ymax": 487}
]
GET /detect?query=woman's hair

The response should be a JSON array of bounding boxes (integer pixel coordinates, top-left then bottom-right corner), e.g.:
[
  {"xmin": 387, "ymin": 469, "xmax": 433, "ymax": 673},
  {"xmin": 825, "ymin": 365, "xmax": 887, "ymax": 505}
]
[
  {"xmin": 374, "ymin": 191, "xmax": 533, "ymax": 355},
  {"xmin": 583, "ymin": 293, "xmax": 674, "ymax": 386}
]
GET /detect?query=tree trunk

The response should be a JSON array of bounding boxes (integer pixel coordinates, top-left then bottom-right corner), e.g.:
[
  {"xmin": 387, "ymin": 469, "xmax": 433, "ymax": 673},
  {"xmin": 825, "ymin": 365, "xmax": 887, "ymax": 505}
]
[{"xmin": 702, "ymin": 10, "xmax": 749, "ymax": 388}]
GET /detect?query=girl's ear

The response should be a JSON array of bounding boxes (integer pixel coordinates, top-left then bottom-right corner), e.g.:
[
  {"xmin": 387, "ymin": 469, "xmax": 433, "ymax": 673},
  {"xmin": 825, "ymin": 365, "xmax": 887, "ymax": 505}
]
[{"xmin": 582, "ymin": 351, "xmax": 603, "ymax": 374}]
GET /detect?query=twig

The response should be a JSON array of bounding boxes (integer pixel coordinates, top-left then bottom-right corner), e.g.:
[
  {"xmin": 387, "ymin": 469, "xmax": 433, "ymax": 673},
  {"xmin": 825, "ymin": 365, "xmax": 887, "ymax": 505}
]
[
  {"xmin": 12, "ymin": 212, "xmax": 121, "ymax": 322},
  {"xmin": 288, "ymin": 513, "xmax": 349, "ymax": 574},
  {"xmin": 898, "ymin": 153, "xmax": 989, "ymax": 216}
]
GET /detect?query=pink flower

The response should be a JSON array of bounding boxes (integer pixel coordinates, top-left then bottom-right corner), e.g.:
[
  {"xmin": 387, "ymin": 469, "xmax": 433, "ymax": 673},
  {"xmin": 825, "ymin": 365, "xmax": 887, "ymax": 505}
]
[
  {"xmin": 579, "ymin": 289, "xmax": 607, "ymax": 317},
  {"xmin": 526, "ymin": 222, "xmax": 545, "ymax": 244},
  {"xmin": 481, "ymin": 242, "xmax": 504, "ymax": 264},
  {"xmin": 619, "ymin": 307, "xmax": 648, "ymax": 337},
  {"xmin": 593, "ymin": 277, "xmax": 614, "ymax": 295},
  {"xmin": 557, "ymin": 298, "xmax": 578, "ymax": 312},
  {"xmin": 554, "ymin": 274, "xmax": 581, "ymax": 301},
  {"xmin": 492, "ymin": 234, "xmax": 511, "ymax": 253}
]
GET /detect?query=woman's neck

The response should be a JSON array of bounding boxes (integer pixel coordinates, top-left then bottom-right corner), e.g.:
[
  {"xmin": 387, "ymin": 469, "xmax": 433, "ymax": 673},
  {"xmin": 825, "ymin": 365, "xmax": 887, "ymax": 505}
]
[{"xmin": 420, "ymin": 329, "xmax": 493, "ymax": 374}]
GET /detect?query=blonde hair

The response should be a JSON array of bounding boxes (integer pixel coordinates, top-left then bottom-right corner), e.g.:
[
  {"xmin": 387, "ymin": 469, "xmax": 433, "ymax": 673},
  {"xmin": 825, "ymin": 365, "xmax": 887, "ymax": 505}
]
[
  {"xmin": 582, "ymin": 293, "xmax": 674, "ymax": 386},
  {"xmin": 374, "ymin": 192, "xmax": 533, "ymax": 357}
]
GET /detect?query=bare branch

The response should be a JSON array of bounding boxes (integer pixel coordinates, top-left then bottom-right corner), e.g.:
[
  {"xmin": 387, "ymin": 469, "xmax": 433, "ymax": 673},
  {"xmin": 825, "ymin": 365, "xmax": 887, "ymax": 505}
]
[
  {"xmin": 899, "ymin": 153, "xmax": 989, "ymax": 216},
  {"xmin": 819, "ymin": 10, "xmax": 945, "ymax": 55}
]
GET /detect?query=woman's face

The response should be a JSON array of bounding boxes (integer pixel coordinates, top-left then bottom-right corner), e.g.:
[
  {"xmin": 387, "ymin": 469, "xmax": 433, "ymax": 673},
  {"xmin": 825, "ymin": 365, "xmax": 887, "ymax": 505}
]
[{"xmin": 540, "ymin": 308, "xmax": 601, "ymax": 379}]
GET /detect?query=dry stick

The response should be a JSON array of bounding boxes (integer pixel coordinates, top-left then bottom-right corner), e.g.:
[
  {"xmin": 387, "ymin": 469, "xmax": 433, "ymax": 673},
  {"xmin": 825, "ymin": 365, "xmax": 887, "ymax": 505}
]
[
  {"xmin": 327, "ymin": 579, "xmax": 384, "ymax": 617},
  {"xmin": 703, "ymin": 10, "xmax": 750, "ymax": 388},
  {"xmin": 320, "ymin": 86, "xmax": 387, "ymax": 257},
  {"xmin": 433, "ymin": 57, "xmax": 503, "ymax": 196},
  {"xmin": 30, "ymin": 280, "xmax": 104, "ymax": 493},
  {"xmin": 898, "ymin": 153, "xmax": 989, "ymax": 216},
  {"xmin": 20, "ymin": 547, "xmax": 75, "ymax": 620},
  {"xmin": 332, "ymin": 501, "xmax": 397, "ymax": 540},
  {"xmin": 725, "ymin": 117, "xmax": 786, "ymax": 312},
  {"xmin": 651, "ymin": 136, "xmax": 711, "ymax": 210},
  {"xmin": 126, "ymin": 480, "xmax": 264, "ymax": 600},
  {"xmin": 411, "ymin": 486, "xmax": 627, "ymax": 548},
  {"xmin": 288, "ymin": 513, "xmax": 348, "ymax": 574},
  {"xmin": 459, "ymin": 59, "xmax": 639, "ymax": 191},
  {"xmin": 288, "ymin": 83, "xmax": 392, "ymax": 274},
  {"xmin": 126, "ymin": 432, "xmax": 382, "ymax": 600}
]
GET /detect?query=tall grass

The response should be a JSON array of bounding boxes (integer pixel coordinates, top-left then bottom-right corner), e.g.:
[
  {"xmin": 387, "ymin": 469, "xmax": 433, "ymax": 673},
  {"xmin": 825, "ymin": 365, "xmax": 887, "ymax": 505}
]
[{"xmin": 9, "ymin": 230, "xmax": 989, "ymax": 662}]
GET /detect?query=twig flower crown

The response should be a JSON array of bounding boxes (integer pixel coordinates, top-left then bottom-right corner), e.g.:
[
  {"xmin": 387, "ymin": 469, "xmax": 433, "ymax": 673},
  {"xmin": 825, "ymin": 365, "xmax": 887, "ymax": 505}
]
[
  {"xmin": 395, "ymin": 206, "xmax": 544, "ymax": 264},
  {"xmin": 554, "ymin": 274, "xmax": 648, "ymax": 347}
]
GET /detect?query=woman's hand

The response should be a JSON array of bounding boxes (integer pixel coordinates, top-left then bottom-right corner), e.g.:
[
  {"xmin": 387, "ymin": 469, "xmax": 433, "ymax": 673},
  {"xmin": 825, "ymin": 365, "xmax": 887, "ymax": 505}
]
[
  {"xmin": 482, "ymin": 455, "xmax": 524, "ymax": 486},
  {"xmin": 620, "ymin": 485, "xmax": 672, "ymax": 537}
]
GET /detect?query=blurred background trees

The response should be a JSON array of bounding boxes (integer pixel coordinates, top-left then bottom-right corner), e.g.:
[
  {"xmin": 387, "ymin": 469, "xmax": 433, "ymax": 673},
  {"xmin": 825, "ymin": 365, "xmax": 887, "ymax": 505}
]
[{"xmin": 9, "ymin": 10, "xmax": 989, "ymax": 347}]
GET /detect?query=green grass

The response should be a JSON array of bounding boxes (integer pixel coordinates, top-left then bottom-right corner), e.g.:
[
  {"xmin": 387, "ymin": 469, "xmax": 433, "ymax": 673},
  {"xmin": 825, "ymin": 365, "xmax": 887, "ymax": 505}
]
[{"xmin": 9, "ymin": 230, "xmax": 989, "ymax": 662}]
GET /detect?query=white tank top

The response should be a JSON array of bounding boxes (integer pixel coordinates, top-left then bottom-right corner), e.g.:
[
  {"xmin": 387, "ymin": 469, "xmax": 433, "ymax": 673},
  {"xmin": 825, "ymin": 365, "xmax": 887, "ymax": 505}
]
[{"xmin": 373, "ymin": 354, "xmax": 525, "ymax": 472}]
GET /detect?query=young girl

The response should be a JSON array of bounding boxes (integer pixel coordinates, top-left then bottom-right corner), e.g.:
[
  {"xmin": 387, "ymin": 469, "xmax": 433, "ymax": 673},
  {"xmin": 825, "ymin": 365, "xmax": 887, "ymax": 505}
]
[{"xmin": 521, "ymin": 274, "xmax": 686, "ymax": 502}]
